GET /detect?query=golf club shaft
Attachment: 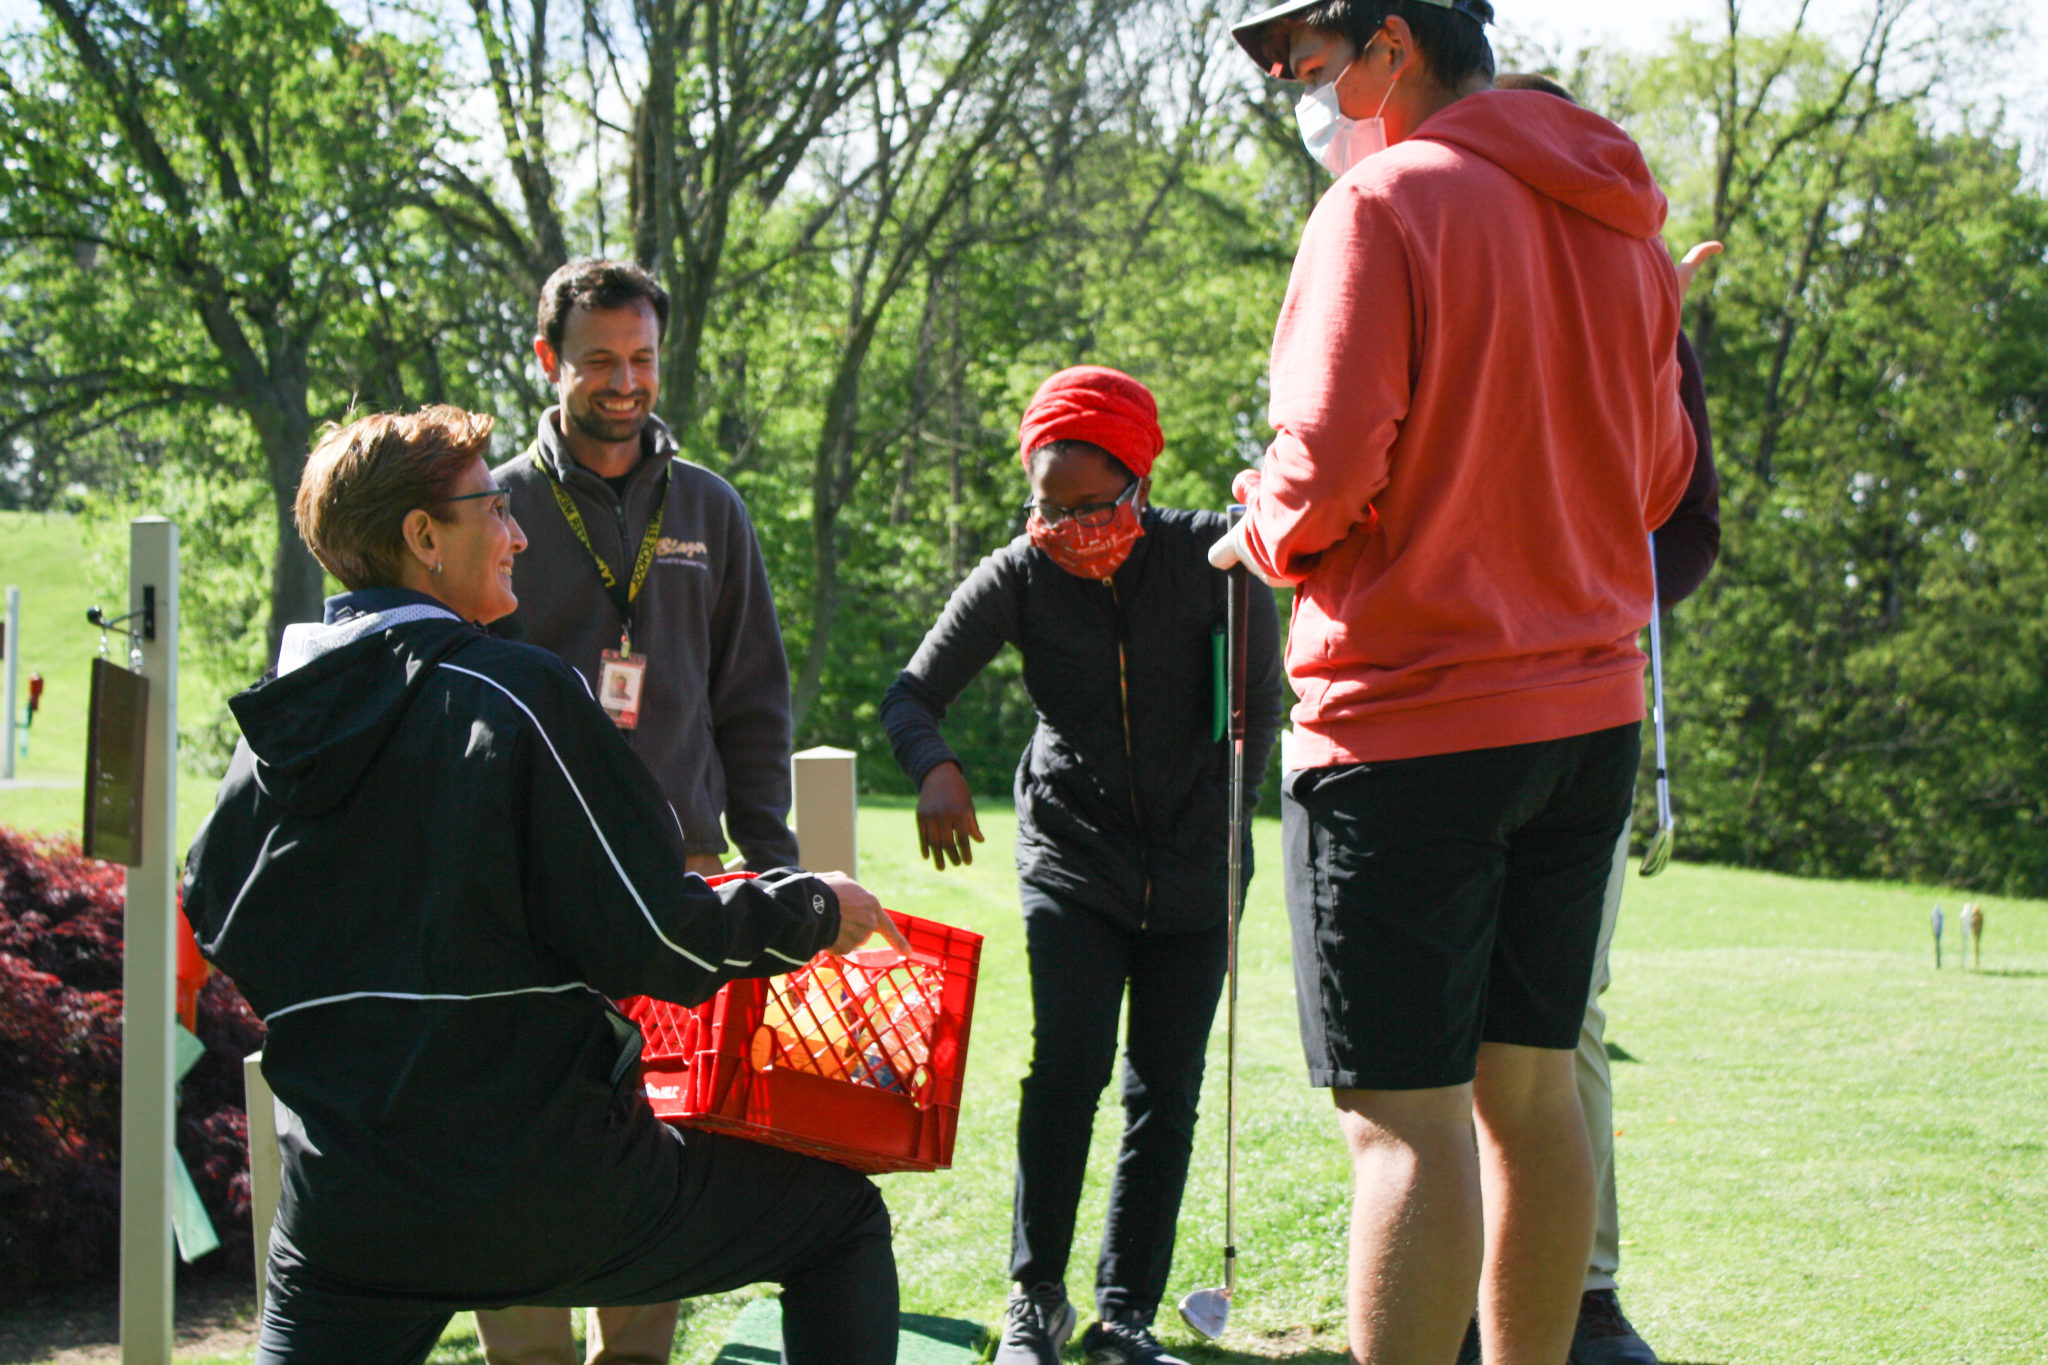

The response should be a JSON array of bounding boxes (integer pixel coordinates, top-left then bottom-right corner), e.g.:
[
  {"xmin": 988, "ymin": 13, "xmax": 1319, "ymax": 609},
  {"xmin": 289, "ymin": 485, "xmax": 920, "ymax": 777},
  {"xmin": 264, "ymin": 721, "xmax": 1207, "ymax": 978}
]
[
  {"xmin": 1223, "ymin": 505, "xmax": 1249, "ymax": 1299},
  {"xmin": 1648, "ymin": 536, "xmax": 1672, "ymax": 830}
]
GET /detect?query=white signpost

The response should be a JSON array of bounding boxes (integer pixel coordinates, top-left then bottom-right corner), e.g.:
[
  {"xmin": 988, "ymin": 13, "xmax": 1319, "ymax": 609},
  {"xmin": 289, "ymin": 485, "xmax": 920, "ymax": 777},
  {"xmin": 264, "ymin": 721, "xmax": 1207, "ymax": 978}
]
[
  {"xmin": 120, "ymin": 519, "xmax": 180, "ymax": 1365},
  {"xmin": 792, "ymin": 745, "xmax": 858, "ymax": 876}
]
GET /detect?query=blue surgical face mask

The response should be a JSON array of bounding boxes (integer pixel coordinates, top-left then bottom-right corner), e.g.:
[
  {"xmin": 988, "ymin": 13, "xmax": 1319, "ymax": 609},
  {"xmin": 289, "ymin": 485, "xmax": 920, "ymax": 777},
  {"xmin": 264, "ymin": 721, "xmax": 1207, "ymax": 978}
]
[{"xmin": 1294, "ymin": 43, "xmax": 1404, "ymax": 177}]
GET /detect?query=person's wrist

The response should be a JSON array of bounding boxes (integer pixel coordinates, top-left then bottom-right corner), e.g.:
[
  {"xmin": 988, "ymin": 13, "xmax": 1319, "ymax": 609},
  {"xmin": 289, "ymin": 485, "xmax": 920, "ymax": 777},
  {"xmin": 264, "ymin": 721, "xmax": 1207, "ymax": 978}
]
[{"xmin": 810, "ymin": 875, "xmax": 842, "ymax": 952}]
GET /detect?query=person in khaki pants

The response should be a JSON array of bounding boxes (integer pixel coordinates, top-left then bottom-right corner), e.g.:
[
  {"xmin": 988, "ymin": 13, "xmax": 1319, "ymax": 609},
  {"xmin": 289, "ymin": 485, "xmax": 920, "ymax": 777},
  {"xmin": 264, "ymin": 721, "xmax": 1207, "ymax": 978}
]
[
  {"xmin": 476, "ymin": 258, "xmax": 802, "ymax": 1365},
  {"xmin": 478, "ymin": 1305, "xmax": 680, "ymax": 1365}
]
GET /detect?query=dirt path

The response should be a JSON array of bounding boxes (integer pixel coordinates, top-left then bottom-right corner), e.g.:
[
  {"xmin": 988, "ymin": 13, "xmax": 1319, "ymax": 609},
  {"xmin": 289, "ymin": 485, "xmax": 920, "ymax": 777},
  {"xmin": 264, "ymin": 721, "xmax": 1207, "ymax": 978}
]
[{"xmin": 0, "ymin": 1276, "xmax": 257, "ymax": 1364}]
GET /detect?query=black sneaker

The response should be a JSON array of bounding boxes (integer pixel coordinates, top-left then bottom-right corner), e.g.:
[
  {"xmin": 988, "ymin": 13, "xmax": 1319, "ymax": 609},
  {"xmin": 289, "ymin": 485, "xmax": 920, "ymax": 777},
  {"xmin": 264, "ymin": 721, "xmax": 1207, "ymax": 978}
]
[
  {"xmin": 1456, "ymin": 1315, "xmax": 1481, "ymax": 1364},
  {"xmin": 1080, "ymin": 1314, "xmax": 1190, "ymax": 1365},
  {"xmin": 994, "ymin": 1283, "xmax": 1076, "ymax": 1365},
  {"xmin": 1569, "ymin": 1289, "xmax": 1659, "ymax": 1365}
]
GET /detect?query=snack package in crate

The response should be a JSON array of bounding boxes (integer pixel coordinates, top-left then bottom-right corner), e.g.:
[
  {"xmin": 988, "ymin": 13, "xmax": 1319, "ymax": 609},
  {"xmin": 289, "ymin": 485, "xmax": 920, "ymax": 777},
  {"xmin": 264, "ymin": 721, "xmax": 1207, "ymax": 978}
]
[{"xmin": 619, "ymin": 876, "xmax": 982, "ymax": 1175}]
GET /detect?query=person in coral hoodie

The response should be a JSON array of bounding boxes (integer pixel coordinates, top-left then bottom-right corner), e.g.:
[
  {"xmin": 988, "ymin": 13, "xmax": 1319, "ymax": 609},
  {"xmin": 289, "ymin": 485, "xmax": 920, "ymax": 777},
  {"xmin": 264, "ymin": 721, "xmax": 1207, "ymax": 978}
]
[{"xmin": 1216, "ymin": 3, "xmax": 1696, "ymax": 1364}]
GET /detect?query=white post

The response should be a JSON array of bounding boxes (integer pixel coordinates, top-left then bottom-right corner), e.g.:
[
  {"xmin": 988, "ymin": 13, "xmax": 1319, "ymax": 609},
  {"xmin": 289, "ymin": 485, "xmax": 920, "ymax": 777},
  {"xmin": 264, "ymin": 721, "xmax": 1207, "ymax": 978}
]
[
  {"xmin": 2, "ymin": 584, "xmax": 18, "ymax": 780},
  {"xmin": 244, "ymin": 1052, "xmax": 282, "ymax": 1316},
  {"xmin": 120, "ymin": 519, "xmax": 178, "ymax": 1365},
  {"xmin": 791, "ymin": 746, "xmax": 857, "ymax": 877}
]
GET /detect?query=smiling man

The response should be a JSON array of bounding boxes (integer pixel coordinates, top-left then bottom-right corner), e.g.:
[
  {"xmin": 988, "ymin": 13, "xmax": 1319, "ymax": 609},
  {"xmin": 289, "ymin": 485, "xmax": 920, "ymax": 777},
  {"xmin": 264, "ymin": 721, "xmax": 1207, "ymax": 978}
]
[{"xmin": 480, "ymin": 258, "xmax": 800, "ymax": 1365}]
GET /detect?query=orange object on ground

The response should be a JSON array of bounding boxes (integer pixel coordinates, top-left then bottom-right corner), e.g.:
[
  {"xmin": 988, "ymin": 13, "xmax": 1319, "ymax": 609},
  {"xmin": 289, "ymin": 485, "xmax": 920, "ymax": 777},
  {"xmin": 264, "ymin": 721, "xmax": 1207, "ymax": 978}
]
[
  {"xmin": 619, "ymin": 876, "xmax": 983, "ymax": 1175},
  {"xmin": 175, "ymin": 903, "xmax": 210, "ymax": 1032}
]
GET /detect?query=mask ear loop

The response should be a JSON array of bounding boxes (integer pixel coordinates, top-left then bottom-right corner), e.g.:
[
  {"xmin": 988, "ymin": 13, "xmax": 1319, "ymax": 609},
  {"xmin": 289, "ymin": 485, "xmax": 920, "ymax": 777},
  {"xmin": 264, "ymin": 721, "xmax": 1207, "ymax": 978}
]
[{"xmin": 1371, "ymin": 38, "xmax": 1406, "ymax": 122}]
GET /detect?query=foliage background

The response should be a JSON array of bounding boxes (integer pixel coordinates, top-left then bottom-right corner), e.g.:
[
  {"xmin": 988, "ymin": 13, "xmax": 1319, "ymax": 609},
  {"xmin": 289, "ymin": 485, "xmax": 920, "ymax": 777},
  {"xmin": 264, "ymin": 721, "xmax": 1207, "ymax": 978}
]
[
  {"xmin": 0, "ymin": 830, "xmax": 265, "ymax": 1286},
  {"xmin": 2, "ymin": 0, "xmax": 2045, "ymax": 891}
]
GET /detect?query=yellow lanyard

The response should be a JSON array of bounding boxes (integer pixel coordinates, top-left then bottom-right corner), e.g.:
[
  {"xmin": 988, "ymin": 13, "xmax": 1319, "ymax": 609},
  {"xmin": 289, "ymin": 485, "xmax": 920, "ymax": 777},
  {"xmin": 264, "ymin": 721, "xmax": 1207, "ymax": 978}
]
[{"xmin": 531, "ymin": 446, "xmax": 667, "ymax": 652}]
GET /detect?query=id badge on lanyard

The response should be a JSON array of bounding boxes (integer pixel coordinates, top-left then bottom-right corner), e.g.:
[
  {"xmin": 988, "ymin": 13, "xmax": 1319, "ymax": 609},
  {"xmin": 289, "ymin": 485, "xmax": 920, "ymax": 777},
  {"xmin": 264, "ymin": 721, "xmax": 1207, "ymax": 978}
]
[
  {"xmin": 599, "ymin": 636, "xmax": 648, "ymax": 730},
  {"xmin": 537, "ymin": 446, "xmax": 668, "ymax": 731}
]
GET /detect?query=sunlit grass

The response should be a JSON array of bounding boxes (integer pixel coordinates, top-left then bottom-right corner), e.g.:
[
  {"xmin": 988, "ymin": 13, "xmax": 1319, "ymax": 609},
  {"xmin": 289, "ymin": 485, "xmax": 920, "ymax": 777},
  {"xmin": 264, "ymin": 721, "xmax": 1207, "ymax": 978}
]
[{"xmin": 3, "ymin": 802, "xmax": 2042, "ymax": 1362}]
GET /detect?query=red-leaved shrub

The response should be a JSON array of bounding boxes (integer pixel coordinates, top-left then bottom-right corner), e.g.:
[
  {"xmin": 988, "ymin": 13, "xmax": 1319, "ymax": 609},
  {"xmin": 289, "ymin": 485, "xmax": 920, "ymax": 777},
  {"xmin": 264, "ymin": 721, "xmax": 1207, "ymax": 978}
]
[{"xmin": 0, "ymin": 827, "xmax": 266, "ymax": 1285}]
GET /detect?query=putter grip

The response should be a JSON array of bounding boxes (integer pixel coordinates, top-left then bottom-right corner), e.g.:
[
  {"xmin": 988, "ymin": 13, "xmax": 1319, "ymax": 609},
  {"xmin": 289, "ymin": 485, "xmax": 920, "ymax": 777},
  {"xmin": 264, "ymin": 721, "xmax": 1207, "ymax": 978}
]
[{"xmin": 1225, "ymin": 505, "xmax": 1249, "ymax": 743}]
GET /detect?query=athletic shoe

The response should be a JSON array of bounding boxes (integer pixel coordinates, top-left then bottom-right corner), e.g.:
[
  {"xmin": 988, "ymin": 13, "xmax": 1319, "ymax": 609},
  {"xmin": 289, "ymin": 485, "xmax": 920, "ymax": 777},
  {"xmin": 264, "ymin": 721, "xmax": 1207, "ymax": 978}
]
[
  {"xmin": 1569, "ymin": 1289, "xmax": 1660, "ymax": 1365},
  {"xmin": 1456, "ymin": 1315, "xmax": 1481, "ymax": 1364},
  {"xmin": 994, "ymin": 1282, "xmax": 1076, "ymax": 1365},
  {"xmin": 1080, "ymin": 1314, "xmax": 1191, "ymax": 1365}
]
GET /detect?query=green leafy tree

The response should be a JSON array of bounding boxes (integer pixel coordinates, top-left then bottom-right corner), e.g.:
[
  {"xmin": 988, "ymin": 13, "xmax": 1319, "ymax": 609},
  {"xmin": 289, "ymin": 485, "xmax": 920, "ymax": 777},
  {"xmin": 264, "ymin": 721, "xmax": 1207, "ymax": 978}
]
[
  {"xmin": 1626, "ymin": 7, "xmax": 2048, "ymax": 892},
  {"xmin": 0, "ymin": 0, "xmax": 469, "ymax": 656}
]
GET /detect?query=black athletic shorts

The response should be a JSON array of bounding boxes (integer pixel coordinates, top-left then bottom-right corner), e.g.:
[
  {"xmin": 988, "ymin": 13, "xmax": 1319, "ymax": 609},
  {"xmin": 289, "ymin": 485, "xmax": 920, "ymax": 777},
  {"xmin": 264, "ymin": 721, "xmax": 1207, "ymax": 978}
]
[{"xmin": 1281, "ymin": 723, "xmax": 1640, "ymax": 1091}]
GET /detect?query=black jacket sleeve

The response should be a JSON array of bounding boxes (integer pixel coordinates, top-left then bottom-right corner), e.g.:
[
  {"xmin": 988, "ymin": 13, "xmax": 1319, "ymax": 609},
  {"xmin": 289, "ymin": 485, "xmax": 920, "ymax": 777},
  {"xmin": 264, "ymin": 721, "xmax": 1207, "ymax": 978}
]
[
  {"xmin": 518, "ymin": 670, "xmax": 837, "ymax": 1006},
  {"xmin": 881, "ymin": 547, "xmax": 1024, "ymax": 789},
  {"xmin": 1652, "ymin": 331, "xmax": 1722, "ymax": 606},
  {"xmin": 705, "ymin": 491, "xmax": 802, "ymax": 871}
]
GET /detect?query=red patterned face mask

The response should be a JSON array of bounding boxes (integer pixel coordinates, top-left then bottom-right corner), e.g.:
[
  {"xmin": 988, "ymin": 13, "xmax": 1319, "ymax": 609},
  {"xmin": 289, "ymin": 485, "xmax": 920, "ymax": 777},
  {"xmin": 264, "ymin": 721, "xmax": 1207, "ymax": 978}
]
[{"xmin": 1028, "ymin": 492, "xmax": 1145, "ymax": 581}]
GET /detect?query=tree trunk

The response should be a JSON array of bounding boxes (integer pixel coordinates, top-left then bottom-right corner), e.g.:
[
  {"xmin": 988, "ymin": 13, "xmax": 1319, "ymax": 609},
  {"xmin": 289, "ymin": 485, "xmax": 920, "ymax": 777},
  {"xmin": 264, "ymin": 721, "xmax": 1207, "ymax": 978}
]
[
  {"xmin": 249, "ymin": 388, "xmax": 323, "ymax": 662},
  {"xmin": 631, "ymin": 0, "xmax": 677, "ymax": 276},
  {"xmin": 791, "ymin": 349, "xmax": 869, "ymax": 727},
  {"xmin": 947, "ymin": 264, "xmax": 969, "ymax": 580}
]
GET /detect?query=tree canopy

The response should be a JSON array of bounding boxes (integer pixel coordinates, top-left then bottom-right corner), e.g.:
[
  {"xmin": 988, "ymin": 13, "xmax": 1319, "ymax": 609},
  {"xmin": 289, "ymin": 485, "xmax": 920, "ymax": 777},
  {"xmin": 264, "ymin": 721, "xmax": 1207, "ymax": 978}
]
[{"xmin": 3, "ymin": 0, "xmax": 2044, "ymax": 892}]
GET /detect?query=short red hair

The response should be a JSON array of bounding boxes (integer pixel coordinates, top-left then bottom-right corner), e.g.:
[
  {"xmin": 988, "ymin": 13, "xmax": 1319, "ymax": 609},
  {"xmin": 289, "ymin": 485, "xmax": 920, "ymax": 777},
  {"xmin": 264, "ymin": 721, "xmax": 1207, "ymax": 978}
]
[{"xmin": 294, "ymin": 406, "xmax": 495, "ymax": 589}]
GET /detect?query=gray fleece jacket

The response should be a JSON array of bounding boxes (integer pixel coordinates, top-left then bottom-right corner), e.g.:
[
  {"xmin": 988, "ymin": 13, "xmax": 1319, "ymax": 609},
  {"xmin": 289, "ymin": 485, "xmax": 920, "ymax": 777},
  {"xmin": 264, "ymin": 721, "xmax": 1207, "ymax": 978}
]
[{"xmin": 493, "ymin": 409, "xmax": 799, "ymax": 869}]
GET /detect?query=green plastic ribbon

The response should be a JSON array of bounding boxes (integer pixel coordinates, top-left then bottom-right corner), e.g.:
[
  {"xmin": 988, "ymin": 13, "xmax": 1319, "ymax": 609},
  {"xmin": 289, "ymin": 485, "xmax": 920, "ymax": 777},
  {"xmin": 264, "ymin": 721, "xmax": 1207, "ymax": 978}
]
[{"xmin": 172, "ymin": 1023, "xmax": 222, "ymax": 1263}]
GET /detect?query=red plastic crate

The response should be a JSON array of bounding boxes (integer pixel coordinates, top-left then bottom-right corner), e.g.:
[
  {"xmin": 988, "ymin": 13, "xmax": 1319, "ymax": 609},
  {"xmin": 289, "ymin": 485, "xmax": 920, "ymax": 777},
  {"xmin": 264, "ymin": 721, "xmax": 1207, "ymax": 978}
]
[{"xmin": 620, "ymin": 887, "xmax": 983, "ymax": 1175}]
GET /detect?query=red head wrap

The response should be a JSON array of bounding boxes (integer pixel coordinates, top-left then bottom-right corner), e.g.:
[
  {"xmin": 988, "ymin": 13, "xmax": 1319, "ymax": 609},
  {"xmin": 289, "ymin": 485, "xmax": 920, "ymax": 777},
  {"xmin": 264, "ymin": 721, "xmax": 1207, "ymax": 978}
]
[{"xmin": 1017, "ymin": 366, "xmax": 1164, "ymax": 479}]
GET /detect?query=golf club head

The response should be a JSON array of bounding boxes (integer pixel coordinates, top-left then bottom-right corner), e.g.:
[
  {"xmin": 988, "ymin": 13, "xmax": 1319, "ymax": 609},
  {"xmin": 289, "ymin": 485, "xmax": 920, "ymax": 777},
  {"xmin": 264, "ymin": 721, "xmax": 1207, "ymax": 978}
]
[
  {"xmin": 1639, "ymin": 820, "xmax": 1675, "ymax": 878},
  {"xmin": 1177, "ymin": 1287, "xmax": 1230, "ymax": 1341}
]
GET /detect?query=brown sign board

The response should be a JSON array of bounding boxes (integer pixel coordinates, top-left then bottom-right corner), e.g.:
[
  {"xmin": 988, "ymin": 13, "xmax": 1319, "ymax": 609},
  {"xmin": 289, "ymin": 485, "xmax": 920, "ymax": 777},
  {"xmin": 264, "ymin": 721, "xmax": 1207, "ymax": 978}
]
[{"xmin": 84, "ymin": 656, "xmax": 149, "ymax": 867}]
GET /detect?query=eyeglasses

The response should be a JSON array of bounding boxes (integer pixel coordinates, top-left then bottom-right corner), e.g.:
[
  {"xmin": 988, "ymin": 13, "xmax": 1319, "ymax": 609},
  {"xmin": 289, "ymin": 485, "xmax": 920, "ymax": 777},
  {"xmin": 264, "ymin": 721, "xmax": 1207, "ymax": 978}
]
[
  {"xmin": 1023, "ymin": 479, "xmax": 1140, "ymax": 529},
  {"xmin": 435, "ymin": 486, "xmax": 512, "ymax": 517}
]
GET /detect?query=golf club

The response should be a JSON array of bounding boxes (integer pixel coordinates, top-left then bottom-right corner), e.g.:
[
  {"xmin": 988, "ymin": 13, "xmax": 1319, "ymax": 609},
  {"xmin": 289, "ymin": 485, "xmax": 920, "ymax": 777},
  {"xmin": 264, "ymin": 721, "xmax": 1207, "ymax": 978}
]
[
  {"xmin": 1640, "ymin": 533, "xmax": 1676, "ymax": 877},
  {"xmin": 1178, "ymin": 504, "xmax": 1249, "ymax": 1342}
]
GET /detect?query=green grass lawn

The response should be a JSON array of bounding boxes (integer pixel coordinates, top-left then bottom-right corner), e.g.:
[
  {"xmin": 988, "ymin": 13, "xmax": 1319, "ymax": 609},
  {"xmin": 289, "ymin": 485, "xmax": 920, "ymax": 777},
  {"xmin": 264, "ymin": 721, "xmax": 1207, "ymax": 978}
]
[
  {"xmin": 4, "ymin": 509, "xmax": 2043, "ymax": 1360},
  {"xmin": 125, "ymin": 803, "xmax": 2039, "ymax": 1365},
  {"xmin": 0, "ymin": 510, "xmax": 106, "ymax": 789},
  {"xmin": 0, "ymin": 510, "xmax": 233, "ymax": 848}
]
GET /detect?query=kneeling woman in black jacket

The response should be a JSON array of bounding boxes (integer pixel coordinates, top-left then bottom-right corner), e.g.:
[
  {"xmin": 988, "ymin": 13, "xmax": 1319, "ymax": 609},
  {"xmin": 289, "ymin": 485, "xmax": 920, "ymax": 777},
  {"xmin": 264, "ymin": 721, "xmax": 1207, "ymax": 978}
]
[
  {"xmin": 882, "ymin": 368, "xmax": 1282, "ymax": 1365},
  {"xmin": 183, "ymin": 405, "xmax": 907, "ymax": 1365}
]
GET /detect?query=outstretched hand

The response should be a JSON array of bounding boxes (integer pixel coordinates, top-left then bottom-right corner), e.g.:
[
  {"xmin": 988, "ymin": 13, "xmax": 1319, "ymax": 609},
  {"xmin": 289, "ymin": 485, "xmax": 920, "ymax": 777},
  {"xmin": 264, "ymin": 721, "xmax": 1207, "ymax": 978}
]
[
  {"xmin": 1676, "ymin": 240, "xmax": 1724, "ymax": 295},
  {"xmin": 916, "ymin": 762, "xmax": 984, "ymax": 872},
  {"xmin": 815, "ymin": 871, "xmax": 913, "ymax": 958}
]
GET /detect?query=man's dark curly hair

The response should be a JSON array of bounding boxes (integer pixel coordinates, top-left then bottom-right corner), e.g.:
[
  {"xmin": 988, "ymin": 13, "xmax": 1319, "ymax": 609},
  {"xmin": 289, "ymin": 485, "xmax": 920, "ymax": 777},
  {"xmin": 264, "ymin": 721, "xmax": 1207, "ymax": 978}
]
[
  {"xmin": 536, "ymin": 259, "xmax": 671, "ymax": 353},
  {"xmin": 1293, "ymin": 0, "xmax": 1496, "ymax": 86}
]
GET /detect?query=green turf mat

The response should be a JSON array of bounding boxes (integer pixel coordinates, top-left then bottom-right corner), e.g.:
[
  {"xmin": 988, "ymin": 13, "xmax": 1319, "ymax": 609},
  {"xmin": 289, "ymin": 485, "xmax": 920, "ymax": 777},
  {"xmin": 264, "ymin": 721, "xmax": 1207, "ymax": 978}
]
[{"xmin": 712, "ymin": 1298, "xmax": 983, "ymax": 1363}]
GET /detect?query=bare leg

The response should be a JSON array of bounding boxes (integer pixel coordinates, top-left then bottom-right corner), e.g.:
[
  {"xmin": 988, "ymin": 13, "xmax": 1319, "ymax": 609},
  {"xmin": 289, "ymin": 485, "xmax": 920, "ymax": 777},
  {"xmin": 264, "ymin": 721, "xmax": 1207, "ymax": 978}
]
[
  {"xmin": 474, "ymin": 1307, "xmax": 578, "ymax": 1365},
  {"xmin": 585, "ymin": 1303, "xmax": 681, "ymax": 1365},
  {"xmin": 1473, "ymin": 1042, "xmax": 1595, "ymax": 1365},
  {"xmin": 1333, "ymin": 1085, "xmax": 1484, "ymax": 1365}
]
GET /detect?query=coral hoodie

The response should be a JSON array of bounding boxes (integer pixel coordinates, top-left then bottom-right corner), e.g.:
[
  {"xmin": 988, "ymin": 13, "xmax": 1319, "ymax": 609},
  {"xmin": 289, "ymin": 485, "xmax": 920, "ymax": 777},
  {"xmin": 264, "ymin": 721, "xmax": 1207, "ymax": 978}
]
[{"xmin": 1238, "ymin": 89, "xmax": 1695, "ymax": 767}]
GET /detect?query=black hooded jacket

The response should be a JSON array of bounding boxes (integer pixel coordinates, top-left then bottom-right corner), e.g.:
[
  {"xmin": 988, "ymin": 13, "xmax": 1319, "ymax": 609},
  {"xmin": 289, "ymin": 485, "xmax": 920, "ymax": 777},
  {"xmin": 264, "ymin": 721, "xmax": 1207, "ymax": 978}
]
[
  {"xmin": 882, "ymin": 508, "xmax": 1283, "ymax": 933},
  {"xmin": 182, "ymin": 590, "xmax": 840, "ymax": 1304}
]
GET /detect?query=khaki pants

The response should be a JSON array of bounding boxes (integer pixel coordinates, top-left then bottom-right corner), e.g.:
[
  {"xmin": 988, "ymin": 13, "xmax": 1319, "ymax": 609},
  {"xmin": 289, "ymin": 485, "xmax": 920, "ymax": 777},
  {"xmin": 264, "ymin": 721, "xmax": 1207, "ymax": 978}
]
[
  {"xmin": 473, "ymin": 1303, "xmax": 682, "ymax": 1365},
  {"xmin": 1575, "ymin": 823, "xmax": 1633, "ymax": 1293}
]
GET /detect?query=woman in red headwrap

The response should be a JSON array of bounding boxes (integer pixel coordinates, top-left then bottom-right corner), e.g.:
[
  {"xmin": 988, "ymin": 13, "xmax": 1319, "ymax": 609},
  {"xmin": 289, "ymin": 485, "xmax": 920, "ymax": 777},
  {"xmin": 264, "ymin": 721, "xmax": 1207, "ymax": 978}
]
[{"xmin": 880, "ymin": 367, "xmax": 1283, "ymax": 1365}]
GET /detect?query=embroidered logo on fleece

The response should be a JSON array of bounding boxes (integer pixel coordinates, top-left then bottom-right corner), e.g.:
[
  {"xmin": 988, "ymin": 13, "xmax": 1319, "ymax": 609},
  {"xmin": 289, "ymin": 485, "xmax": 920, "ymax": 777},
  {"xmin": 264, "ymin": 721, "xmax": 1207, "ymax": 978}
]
[{"xmin": 655, "ymin": 537, "xmax": 709, "ymax": 567}]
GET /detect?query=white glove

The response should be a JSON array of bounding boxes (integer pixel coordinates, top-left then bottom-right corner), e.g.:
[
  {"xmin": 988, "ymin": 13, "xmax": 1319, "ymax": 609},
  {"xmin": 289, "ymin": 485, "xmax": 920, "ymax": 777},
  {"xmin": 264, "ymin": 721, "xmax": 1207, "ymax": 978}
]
[{"xmin": 1208, "ymin": 515, "xmax": 1287, "ymax": 587}]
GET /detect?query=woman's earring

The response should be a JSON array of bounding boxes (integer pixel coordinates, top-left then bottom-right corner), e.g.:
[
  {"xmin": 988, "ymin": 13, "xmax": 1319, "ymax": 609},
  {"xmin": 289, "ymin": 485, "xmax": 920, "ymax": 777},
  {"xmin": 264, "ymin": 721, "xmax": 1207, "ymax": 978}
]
[{"xmin": 432, "ymin": 562, "xmax": 443, "ymax": 575}]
